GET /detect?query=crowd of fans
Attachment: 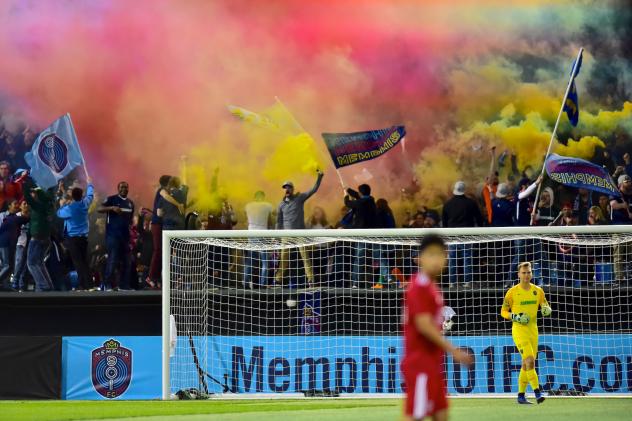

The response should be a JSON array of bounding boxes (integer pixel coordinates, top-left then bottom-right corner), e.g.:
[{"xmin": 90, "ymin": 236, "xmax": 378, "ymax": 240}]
[{"xmin": 1, "ymin": 116, "xmax": 631, "ymax": 292}]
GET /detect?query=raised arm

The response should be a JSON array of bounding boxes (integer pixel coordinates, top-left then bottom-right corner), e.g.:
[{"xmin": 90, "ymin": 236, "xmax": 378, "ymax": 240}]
[
  {"xmin": 488, "ymin": 146, "xmax": 497, "ymax": 180},
  {"xmin": 83, "ymin": 183, "xmax": 95, "ymax": 207},
  {"xmin": 518, "ymin": 175, "xmax": 542, "ymax": 201},
  {"xmin": 303, "ymin": 170, "xmax": 324, "ymax": 200}
]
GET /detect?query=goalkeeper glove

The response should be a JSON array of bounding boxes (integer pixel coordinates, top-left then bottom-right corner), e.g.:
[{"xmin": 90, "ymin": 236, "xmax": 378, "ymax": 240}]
[
  {"xmin": 511, "ymin": 312, "xmax": 530, "ymax": 325},
  {"xmin": 541, "ymin": 305, "xmax": 552, "ymax": 317}
]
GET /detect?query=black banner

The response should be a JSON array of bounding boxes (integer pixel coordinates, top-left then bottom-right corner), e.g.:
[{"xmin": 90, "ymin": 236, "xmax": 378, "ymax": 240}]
[{"xmin": 0, "ymin": 336, "xmax": 62, "ymax": 399}]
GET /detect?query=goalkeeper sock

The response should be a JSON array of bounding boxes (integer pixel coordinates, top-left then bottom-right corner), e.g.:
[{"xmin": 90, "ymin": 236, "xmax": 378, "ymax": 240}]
[
  {"xmin": 526, "ymin": 368, "xmax": 540, "ymax": 391},
  {"xmin": 518, "ymin": 368, "xmax": 528, "ymax": 394}
]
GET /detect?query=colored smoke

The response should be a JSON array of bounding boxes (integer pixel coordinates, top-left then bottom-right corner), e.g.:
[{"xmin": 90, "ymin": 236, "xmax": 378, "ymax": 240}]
[{"xmin": 0, "ymin": 0, "xmax": 630, "ymax": 221}]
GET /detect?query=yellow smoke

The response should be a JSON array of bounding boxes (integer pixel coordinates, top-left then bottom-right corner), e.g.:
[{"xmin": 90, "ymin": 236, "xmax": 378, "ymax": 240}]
[{"xmin": 181, "ymin": 101, "xmax": 325, "ymax": 216}]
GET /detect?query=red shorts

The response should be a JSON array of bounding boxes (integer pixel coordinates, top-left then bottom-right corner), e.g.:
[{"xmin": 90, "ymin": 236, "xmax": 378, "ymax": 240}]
[{"xmin": 403, "ymin": 369, "xmax": 447, "ymax": 418}]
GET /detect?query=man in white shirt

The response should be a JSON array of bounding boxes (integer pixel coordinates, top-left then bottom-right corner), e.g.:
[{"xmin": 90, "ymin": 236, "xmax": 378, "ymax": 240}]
[{"xmin": 243, "ymin": 191, "xmax": 273, "ymax": 288}]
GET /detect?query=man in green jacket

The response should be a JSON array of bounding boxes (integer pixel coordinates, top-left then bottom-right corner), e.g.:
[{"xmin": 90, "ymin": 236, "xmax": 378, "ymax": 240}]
[{"xmin": 23, "ymin": 177, "xmax": 55, "ymax": 291}]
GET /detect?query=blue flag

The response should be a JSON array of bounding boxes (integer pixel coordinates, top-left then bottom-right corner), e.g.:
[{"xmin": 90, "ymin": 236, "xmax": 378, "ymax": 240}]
[
  {"xmin": 563, "ymin": 51, "xmax": 582, "ymax": 126},
  {"xmin": 322, "ymin": 126, "xmax": 405, "ymax": 169},
  {"xmin": 545, "ymin": 153, "xmax": 620, "ymax": 197},
  {"xmin": 24, "ymin": 114, "xmax": 85, "ymax": 189}
]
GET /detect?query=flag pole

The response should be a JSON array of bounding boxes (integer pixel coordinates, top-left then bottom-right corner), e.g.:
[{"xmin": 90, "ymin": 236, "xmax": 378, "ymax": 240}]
[
  {"xmin": 274, "ymin": 96, "xmax": 346, "ymax": 189},
  {"xmin": 66, "ymin": 113, "xmax": 90, "ymax": 180},
  {"xmin": 530, "ymin": 47, "xmax": 583, "ymax": 225}
]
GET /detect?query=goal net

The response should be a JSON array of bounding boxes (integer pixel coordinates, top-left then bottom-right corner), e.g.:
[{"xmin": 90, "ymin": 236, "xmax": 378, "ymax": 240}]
[{"xmin": 162, "ymin": 226, "xmax": 632, "ymax": 399}]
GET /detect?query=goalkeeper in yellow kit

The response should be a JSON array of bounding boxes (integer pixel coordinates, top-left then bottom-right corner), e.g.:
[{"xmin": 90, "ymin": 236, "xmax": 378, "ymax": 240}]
[{"xmin": 501, "ymin": 261, "xmax": 552, "ymax": 405}]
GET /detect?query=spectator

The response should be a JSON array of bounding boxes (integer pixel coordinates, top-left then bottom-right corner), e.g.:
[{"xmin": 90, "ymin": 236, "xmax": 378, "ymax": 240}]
[
  {"xmin": 482, "ymin": 146, "xmax": 499, "ymax": 225},
  {"xmin": 276, "ymin": 169, "xmax": 323, "ymax": 229},
  {"xmin": 598, "ymin": 149, "xmax": 617, "ymax": 176},
  {"xmin": 491, "ymin": 183, "xmax": 514, "ymax": 226},
  {"xmin": 443, "ymin": 181, "xmax": 483, "ymax": 288},
  {"xmin": 588, "ymin": 206, "xmax": 608, "ymax": 225},
  {"xmin": 275, "ymin": 169, "xmax": 323, "ymax": 286},
  {"xmin": 98, "ymin": 181, "xmax": 134, "ymax": 291},
  {"xmin": 490, "ymin": 183, "xmax": 514, "ymax": 286},
  {"xmin": 0, "ymin": 161, "xmax": 24, "ymax": 211},
  {"xmin": 406, "ymin": 211, "xmax": 425, "ymax": 228},
  {"xmin": 598, "ymin": 194, "xmax": 611, "ymax": 223},
  {"xmin": 135, "ymin": 209, "xmax": 154, "ymax": 289},
  {"xmin": 146, "ymin": 175, "xmax": 174, "ymax": 289},
  {"xmin": 335, "ymin": 205, "xmax": 353, "ymax": 229},
  {"xmin": 0, "ymin": 199, "xmax": 28, "ymax": 291},
  {"xmin": 556, "ymin": 202, "xmax": 575, "ymax": 226},
  {"xmin": 160, "ymin": 176, "xmax": 188, "ymax": 230},
  {"xmin": 514, "ymin": 176, "xmax": 541, "ymax": 227},
  {"xmin": 23, "ymin": 177, "xmax": 55, "ymax": 292},
  {"xmin": 344, "ymin": 184, "xmax": 377, "ymax": 229},
  {"xmin": 56, "ymin": 178, "xmax": 96, "ymax": 291},
  {"xmin": 610, "ymin": 174, "xmax": 632, "ymax": 283},
  {"xmin": 624, "ymin": 152, "xmax": 632, "ymax": 178},
  {"xmin": 533, "ymin": 187, "xmax": 559, "ymax": 226},
  {"xmin": 511, "ymin": 176, "xmax": 542, "ymax": 285},
  {"xmin": 573, "ymin": 188, "xmax": 592, "ymax": 225},
  {"xmin": 306, "ymin": 206, "xmax": 331, "ymax": 229},
  {"xmin": 443, "ymin": 181, "xmax": 484, "ymax": 228},
  {"xmin": 375, "ymin": 199, "xmax": 396, "ymax": 229},
  {"xmin": 207, "ymin": 199, "xmax": 237, "ymax": 229},
  {"xmin": 306, "ymin": 206, "xmax": 331, "ymax": 287},
  {"xmin": 243, "ymin": 191, "xmax": 273, "ymax": 288},
  {"xmin": 345, "ymin": 184, "xmax": 378, "ymax": 287},
  {"xmin": 372, "ymin": 198, "xmax": 396, "ymax": 288},
  {"xmin": 11, "ymin": 200, "xmax": 30, "ymax": 292},
  {"xmin": 423, "ymin": 211, "xmax": 440, "ymax": 228}
]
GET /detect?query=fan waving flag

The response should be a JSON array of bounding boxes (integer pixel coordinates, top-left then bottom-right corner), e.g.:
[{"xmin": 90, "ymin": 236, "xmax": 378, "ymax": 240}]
[
  {"xmin": 24, "ymin": 114, "xmax": 85, "ymax": 189},
  {"xmin": 322, "ymin": 126, "xmax": 405, "ymax": 169},
  {"xmin": 545, "ymin": 153, "xmax": 620, "ymax": 197},
  {"xmin": 563, "ymin": 50, "xmax": 583, "ymax": 126}
]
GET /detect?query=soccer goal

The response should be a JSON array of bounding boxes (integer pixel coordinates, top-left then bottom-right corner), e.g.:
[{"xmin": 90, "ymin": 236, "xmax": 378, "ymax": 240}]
[{"xmin": 162, "ymin": 226, "xmax": 632, "ymax": 399}]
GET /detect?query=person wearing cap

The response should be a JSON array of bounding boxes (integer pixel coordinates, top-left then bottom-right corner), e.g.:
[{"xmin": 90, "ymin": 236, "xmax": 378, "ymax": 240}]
[
  {"xmin": 610, "ymin": 174, "xmax": 632, "ymax": 283},
  {"xmin": 442, "ymin": 181, "xmax": 483, "ymax": 288},
  {"xmin": 274, "ymin": 169, "xmax": 324, "ymax": 286},
  {"xmin": 491, "ymin": 183, "xmax": 514, "ymax": 227}
]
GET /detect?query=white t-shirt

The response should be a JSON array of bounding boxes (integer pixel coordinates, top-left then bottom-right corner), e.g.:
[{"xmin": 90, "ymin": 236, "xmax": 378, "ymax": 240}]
[{"xmin": 245, "ymin": 201, "xmax": 273, "ymax": 230}]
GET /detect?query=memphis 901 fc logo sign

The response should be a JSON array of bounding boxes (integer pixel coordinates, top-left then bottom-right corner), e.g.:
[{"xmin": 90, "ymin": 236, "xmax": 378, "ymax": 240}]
[
  {"xmin": 37, "ymin": 133, "xmax": 68, "ymax": 173},
  {"xmin": 91, "ymin": 339, "xmax": 132, "ymax": 399}
]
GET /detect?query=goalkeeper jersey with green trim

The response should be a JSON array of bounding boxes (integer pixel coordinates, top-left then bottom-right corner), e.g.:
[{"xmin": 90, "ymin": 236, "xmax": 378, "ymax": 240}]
[{"xmin": 502, "ymin": 283, "xmax": 548, "ymax": 332}]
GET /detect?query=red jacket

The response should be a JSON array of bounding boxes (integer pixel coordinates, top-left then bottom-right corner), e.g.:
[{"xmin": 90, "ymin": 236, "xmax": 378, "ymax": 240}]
[{"xmin": 0, "ymin": 178, "xmax": 24, "ymax": 211}]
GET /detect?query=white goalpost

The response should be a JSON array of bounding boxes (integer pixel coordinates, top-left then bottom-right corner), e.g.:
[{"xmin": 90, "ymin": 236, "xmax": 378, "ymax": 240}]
[{"xmin": 162, "ymin": 226, "xmax": 632, "ymax": 399}]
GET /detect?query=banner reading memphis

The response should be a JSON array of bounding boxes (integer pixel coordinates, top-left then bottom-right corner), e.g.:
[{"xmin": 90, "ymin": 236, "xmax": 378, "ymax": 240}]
[
  {"xmin": 545, "ymin": 153, "xmax": 620, "ymax": 197},
  {"xmin": 24, "ymin": 113, "xmax": 85, "ymax": 189},
  {"xmin": 322, "ymin": 126, "xmax": 405, "ymax": 169}
]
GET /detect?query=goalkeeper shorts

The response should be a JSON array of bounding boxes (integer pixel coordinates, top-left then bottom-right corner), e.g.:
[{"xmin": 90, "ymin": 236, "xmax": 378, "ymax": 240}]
[{"xmin": 513, "ymin": 331, "xmax": 538, "ymax": 360}]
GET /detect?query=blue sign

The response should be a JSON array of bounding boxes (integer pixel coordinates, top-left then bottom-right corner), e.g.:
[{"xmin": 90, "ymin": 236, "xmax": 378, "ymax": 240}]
[
  {"xmin": 62, "ymin": 336, "xmax": 161, "ymax": 400},
  {"xmin": 201, "ymin": 334, "xmax": 632, "ymax": 395},
  {"xmin": 62, "ymin": 335, "xmax": 632, "ymax": 399}
]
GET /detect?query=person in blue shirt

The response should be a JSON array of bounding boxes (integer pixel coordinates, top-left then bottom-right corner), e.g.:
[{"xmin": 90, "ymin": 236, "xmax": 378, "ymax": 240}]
[
  {"xmin": 98, "ymin": 181, "xmax": 134, "ymax": 290},
  {"xmin": 57, "ymin": 177, "xmax": 95, "ymax": 291}
]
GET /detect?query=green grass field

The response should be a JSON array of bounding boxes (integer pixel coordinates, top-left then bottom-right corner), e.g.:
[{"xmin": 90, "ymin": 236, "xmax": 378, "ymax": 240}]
[{"xmin": 1, "ymin": 398, "xmax": 631, "ymax": 421}]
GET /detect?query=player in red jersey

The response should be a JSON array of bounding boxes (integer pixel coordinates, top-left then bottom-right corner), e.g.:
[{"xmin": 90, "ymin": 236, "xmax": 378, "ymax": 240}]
[{"xmin": 401, "ymin": 235, "xmax": 473, "ymax": 421}]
